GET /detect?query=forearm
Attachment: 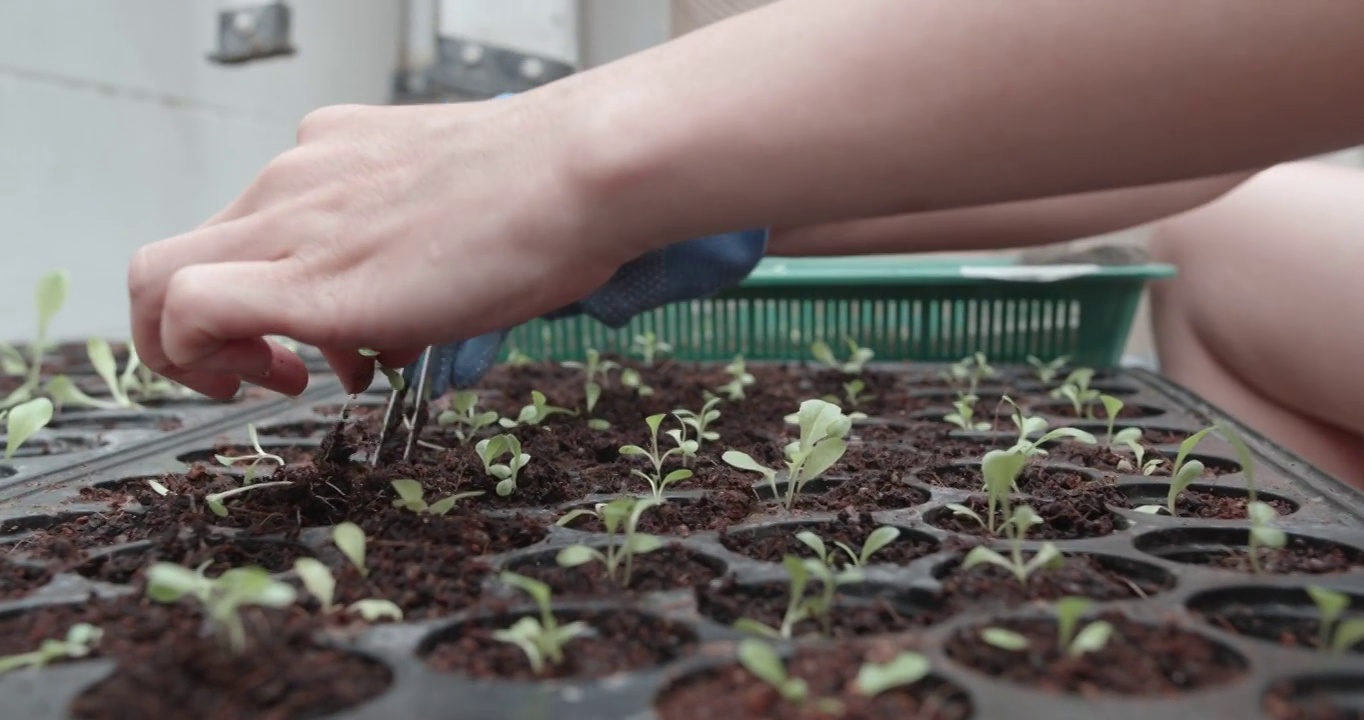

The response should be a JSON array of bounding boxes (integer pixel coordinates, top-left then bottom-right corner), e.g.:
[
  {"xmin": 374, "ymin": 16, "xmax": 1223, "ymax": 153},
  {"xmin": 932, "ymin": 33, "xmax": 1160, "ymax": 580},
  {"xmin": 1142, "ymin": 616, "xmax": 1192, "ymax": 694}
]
[
  {"xmin": 548, "ymin": 0, "xmax": 1364, "ymax": 252},
  {"xmin": 768, "ymin": 171, "xmax": 1256, "ymax": 256}
]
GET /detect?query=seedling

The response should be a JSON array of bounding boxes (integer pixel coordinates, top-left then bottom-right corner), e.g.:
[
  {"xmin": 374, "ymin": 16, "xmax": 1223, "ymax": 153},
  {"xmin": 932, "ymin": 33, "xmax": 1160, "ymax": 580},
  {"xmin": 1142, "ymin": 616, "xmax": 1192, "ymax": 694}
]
[
  {"xmin": 945, "ymin": 448, "xmax": 1027, "ymax": 535},
  {"xmin": 1305, "ymin": 586, "xmax": 1364, "ymax": 654},
  {"xmin": 561, "ymin": 348, "xmax": 618, "ymax": 413},
  {"xmin": 1134, "ymin": 426, "xmax": 1217, "ymax": 516},
  {"xmin": 855, "ymin": 652, "xmax": 931, "ymax": 698},
  {"xmin": 735, "ymin": 555, "xmax": 861, "ymax": 639},
  {"xmin": 722, "ymin": 399, "xmax": 852, "ymax": 510},
  {"xmin": 716, "ymin": 355, "xmax": 756, "ymax": 400},
  {"xmin": 390, "ymin": 478, "xmax": 484, "ymax": 515},
  {"xmin": 1214, "ymin": 420, "xmax": 1260, "ymax": 504},
  {"xmin": 620, "ymin": 414, "xmax": 697, "ymax": 500},
  {"xmin": 0, "ymin": 623, "xmax": 102, "ymax": 676},
  {"xmin": 145, "ymin": 561, "xmax": 297, "ymax": 654},
  {"xmin": 1, "ymin": 396, "xmax": 53, "ymax": 460},
  {"xmin": 944, "ymin": 394, "xmax": 990, "ymax": 431},
  {"xmin": 491, "ymin": 572, "xmax": 593, "ymax": 675},
  {"xmin": 333, "ymin": 521, "xmax": 369, "ymax": 577},
  {"xmin": 475, "ymin": 434, "xmax": 531, "ymax": 497},
  {"xmin": 796, "ymin": 526, "xmax": 900, "ymax": 569},
  {"xmin": 960, "ymin": 505, "xmax": 1063, "ymax": 585},
  {"xmin": 673, "ymin": 397, "xmax": 722, "ymax": 452},
  {"xmin": 942, "ymin": 352, "xmax": 995, "ymax": 397},
  {"xmin": 1100, "ymin": 396, "xmax": 1162, "ymax": 474},
  {"xmin": 1000, "ymin": 397, "xmax": 1096, "ymax": 460},
  {"xmin": 1051, "ymin": 368, "xmax": 1101, "ymax": 417},
  {"xmin": 620, "ymin": 367, "xmax": 654, "ymax": 397},
  {"xmin": 499, "ymin": 390, "xmax": 576, "ymax": 428},
  {"xmin": 1026, "ymin": 354, "xmax": 1071, "ymax": 384},
  {"xmin": 735, "ymin": 639, "xmax": 843, "ymax": 714},
  {"xmin": 213, "ymin": 424, "xmax": 285, "ymax": 484},
  {"xmin": 505, "ymin": 348, "xmax": 534, "ymax": 367},
  {"xmin": 1246, "ymin": 500, "xmax": 1288, "ymax": 574},
  {"xmin": 1050, "ymin": 596, "xmax": 1114, "ymax": 656},
  {"xmin": 630, "ymin": 331, "xmax": 672, "ymax": 366},
  {"xmin": 358, "ymin": 348, "xmax": 405, "ymax": 393},
  {"xmin": 292, "ymin": 557, "xmax": 403, "ymax": 621},
  {"xmin": 436, "ymin": 391, "xmax": 501, "ymax": 444},
  {"xmin": 203, "ymin": 480, "xmax": 293, "ymax": 517},
  {"xmin": 556, "ymin": 496, "xmax": 664, "ymax": 587},
  {"xmin": 0, "ymin": 269, "xmax": 69, "ymax": 403},
  {"xmin": 810, "ymin": 336, "xmax": 875, "ymax": 375}
]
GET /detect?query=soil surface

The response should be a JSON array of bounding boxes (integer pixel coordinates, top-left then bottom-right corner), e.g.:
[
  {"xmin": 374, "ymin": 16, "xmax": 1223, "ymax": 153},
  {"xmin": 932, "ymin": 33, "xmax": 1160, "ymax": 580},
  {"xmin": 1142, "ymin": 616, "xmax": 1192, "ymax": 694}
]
[
  {"xmin": 1168, "ymin": 536, "xmax": 1364, "ymax": 575},
  {"xmin": 1264, "ymin": 682, "xmax": 1364, "ymax": 720},
  {"xmin": 944, "ymin": 614, "xmax": 1246, "ymax": 696},
  {"xmin": 656, "ymin": 641, "xmax": 973, "ymax": 720},
  {"xmin": 504, "ymin": 543, "xmax": 723, "ymax": 597},
  {"xmin": 937, "ymin": 554, "xmax": 1174, "ymax": 609},
  {"xmin": 696, "ymin": 578, "xmax": 938, "ymax": 639},
  {"xmin": 719, "ymin": 512, "xmax": 940, "ymax": 567}
]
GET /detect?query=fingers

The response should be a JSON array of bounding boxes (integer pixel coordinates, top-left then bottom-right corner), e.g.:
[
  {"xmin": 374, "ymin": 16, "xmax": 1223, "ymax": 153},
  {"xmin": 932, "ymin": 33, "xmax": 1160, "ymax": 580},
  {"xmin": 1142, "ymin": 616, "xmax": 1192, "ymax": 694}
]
[
  {"xmin": 156, "ymin": 260, "xmax": 311, "ymax": 396},
  {"xmin": 319, "ymin": 346, "xmax": 425, "ymax": 395}
]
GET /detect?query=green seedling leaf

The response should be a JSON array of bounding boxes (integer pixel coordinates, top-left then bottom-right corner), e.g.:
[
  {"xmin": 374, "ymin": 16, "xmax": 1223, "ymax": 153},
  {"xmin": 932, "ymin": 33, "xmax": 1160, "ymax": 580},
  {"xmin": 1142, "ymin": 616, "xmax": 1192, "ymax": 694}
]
[
  {"xmin": 859, "ymin": 526, "xmax": 901, "ymax": 564},
  {"xmin": 87, "ymin": 338, "xmax": 131, "ymax": 406},
  {"xmin": 0, "ymin": 344, "xmax": 25, "ymax": 376},
  {"xmin": 584, "ymin": 382, "xmax": 602, "ymax": 412},
  {"xmin": 1215, "ymin": 420, "xmax": 1257, "ymax": 502},
  {"xmin": 5, "ymin": 397, "xmax": 53, "ymax": 460},
  {"xmin": 293, "ymin": 557, "xmax": 336, "ymax": 609},
  {"xmin": 1069, "ymin": 621, "xmax": 1114, "ymax": 656},
  {"xmin": 390, "ymin": 479, "xmax": 426, "ymax": 510},
  {"xmin": 1173, "ymin": 426, "xmax": 1216, "ymax": 473},
  {"xmin": 588, "ymin": 418, "xmax": 612, "ymax": 431},
  {"xmin": 348, "ymin": 599, "xmax": 404, "ymax": 622},
  {"xmin": 1166, "ymin": 459, "xmax": 1205, "ymax": 515},
  {"xmin": 856, "ymin": 652, "xmax": 931, "ymax": 697},
  {"xmin": 333, "ymin": 522, "xmax": 368, "ymax": 576},
  {"xmin": 35, "ymin": 269, "xmax": 71, "ymax": 337},
  {"xmin": 146, "ymin": 479, "xmax": 171, "ymax": 496},
  {"xmin": 624, "ymin": 533, "xmax": 664, "ymax": 555},
  {"xmin": 981, "ymin": 627, "xmax": 1029, "ymax": 651},
  {"xmin": 1332, "ymin": 619, "xmax": 1364, "ymax": 654},
  {"xmin": 732, "ymin": 618, "xmax": 783, "ymax": 639},
  {"xmin": 556, "ymin": 545, "xmax": 602, "ymax": 567},
  {"xmin": 144, "ymin": 562, "xmax": 207, "ymax": 603},
  {"xmin": 1306, "ymin": 586, "xmax": 1350, "ymax": 623},
  {"xmin": 809, "ymin": 341, "xmax": 836, "ymax": 367},
  {"xmin": 722, "ymin": 451, "xmax": 774, "ymax": 477},
  {"xmin": 499, "ymin": 571, "xmax": 552, "ymax": 613},
  {"xmin": 795, "ymin": 531, "xmax": 828, "ymax": 563},
  {"xmin": 798, "ymin": 437, "xmax": 847, "ymax": 482},
  {"xmin": 946, "ymin": 503, "xmax": 985, "ymax": 526},
  {"xmin": 1053, "ymin": 596, "xmax": 1093, "ymax": 648},
  {"xmin": 737, "ymin": 639, "xmax": 799, "ymax": 697},
  {"xmin": 961, "ymin": 546, "xmax": 1011, "ymax": 573}
]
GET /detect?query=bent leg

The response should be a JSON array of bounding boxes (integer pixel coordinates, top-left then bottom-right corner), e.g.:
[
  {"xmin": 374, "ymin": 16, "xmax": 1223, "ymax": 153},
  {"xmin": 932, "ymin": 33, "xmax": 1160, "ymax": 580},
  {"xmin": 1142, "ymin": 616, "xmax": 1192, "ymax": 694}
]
[{"xmin": 1148, "ymin": 161, "xmax": 1364, "ymax": 490}]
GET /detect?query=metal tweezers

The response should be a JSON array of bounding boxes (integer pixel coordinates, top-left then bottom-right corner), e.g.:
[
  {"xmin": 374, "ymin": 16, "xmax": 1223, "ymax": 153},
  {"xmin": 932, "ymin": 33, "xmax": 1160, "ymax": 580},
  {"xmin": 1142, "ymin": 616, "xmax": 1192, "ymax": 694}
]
[{"xmin": 370, "ymin": 346, "xmax": 435, "ymax": 466}]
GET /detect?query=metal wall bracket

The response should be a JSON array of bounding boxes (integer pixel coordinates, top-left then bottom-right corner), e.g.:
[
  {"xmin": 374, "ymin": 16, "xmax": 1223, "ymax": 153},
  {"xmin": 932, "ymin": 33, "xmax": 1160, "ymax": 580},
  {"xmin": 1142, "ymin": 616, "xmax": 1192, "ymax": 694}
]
[
  {"xmin": 208, "ymin": 2, "xmax": 296, "ymax": 65},
  {"xmin": 394, "ymin": 35, "xmax": 575, "ymax": 104}
]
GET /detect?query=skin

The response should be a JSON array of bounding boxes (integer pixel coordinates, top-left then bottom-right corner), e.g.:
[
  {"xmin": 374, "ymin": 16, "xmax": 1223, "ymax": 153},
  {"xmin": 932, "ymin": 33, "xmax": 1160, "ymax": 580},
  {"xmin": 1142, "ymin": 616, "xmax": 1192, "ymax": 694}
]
[{"xmin": 128, "ymin": 0, "xmax": 1364, "ymax": 404}]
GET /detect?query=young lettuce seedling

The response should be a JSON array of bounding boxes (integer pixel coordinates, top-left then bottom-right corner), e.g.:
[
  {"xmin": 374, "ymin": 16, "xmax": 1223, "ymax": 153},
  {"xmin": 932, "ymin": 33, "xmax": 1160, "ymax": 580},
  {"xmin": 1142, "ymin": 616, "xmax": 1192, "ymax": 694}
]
[
  {"xmin": 796, "ymin": 526, "xmax": 901, "ymax": 569},
  {"xmin": 944, "ymin": 394, "xmax": 990, "ymax": 431},
  {"xmin": 0, "ymin": 269, "xmax": 69, "ymax": 405},
  {"xmin": 1304, "ymin": 586, "xmax": 1364, "ymax": 654},
  {"xmin": 942, "ymin": 352, "xmax": 995, "ymax": 398},
  {"xmin": 1246, "ymin": 500, "xmax": 1288, "ymax": 574},
  {"xmin": 436, "ymin": 391, "xmax": 501, "ymax": 444},
  {"xmin": 499, "ymin": 390, "xmax": 576, "ymax": 429},
  {"xmin": 810, "ymin": 337, "xmax": 875, "ymax": 375},
  {"xmin": 630, "ymin": 331, "xmax": 672, "ymax": 366},
  {"xmin": 620, "ymin": 367, "xmax": 654, "ymax": 397},
  {"xmin": 1, "ymin": 397, "xmax": 53, "ymax": 460},
  {"xmin": 358, "ymin": 348, "xmax": 406, "ymax": 393},
  {"xmin": 1000, "ymin": 398, "xmax": 1096, "ymax": 460},
  {"xmin": 840, "ymin": 379, "xmax": 873, "ymax": 408},
  {"xmin": 855, "ymin": 652, "xmax": 931, "ymax": 698},
  {"xmin": 1051, "ymin": 367, "xmax": 1101, "ymax": 417},
  {"xmin": 504, "ymin": 348, "xmax": 534, "ymax": 367},
  {"xmin": 390, "ymin": 478, "xmax": 485, "ymax": 515},
  {"xmin": 960, "ymin": 505, "xmax": 1064, "ymax": 585},
  {"xmin": 475, "ymin": 434, "xmax": 531, "ymax": 497},
  {"xmin": 492, "ymin": 572, "xmax": 593, "ymax": 675},
  {"xmin": 333, "ymin": 521, "xmax": 369, "ymax": 577},
  {"xmin": 735, "ymin": 555, "xmax": 862, "ymax": 640},
  {"xmin": 722, "ymin": 399, "xmax": 852, "ymax": 511},
  {"xmin": 1050, "ymin": 596, "xmax": 1114, "ymax": 656},
  {"xmin": 716, "ymin": 355, "xmax": 756, "ymax": 400},
  {"xmin": 145, "ymin": 561, "xmax": 297, "ymax": 654},
  {"xmin": 946, "ymin": 448, "xmax": 1027, "ymax": 535},
  {"xmin": 0, "ymin": 623, "xmax": 102, "ymax": 676},
  {"xmin": 204, "ymin": 479, "xmax": 294, "ymax": 518},
  {"xmin": 1099, "ymin": 395, "xmax": 1163, "ymax": 475},
  {"xmin": 556, "ymin": 497, "xmax": 664, "ymax": 587},
  {"xmin": 1026, "ymin": 354, "xmax": 1071, "ymax": 384},
  {"xmin": 620, "ymin": 414, "xmax": 697, "ymax": 500},
  {"xmin": 673, "ymin": 397, "xmax": 722, "ymax": 452},
  {"xmin": 293, "ymin": 557, "xmax": 404, "ymax": 621},
  {"xmin": 735, "ymin": 639, "xmax": 844, "ymax": 715},
  {"xmin": 561, "ymin": 348, "xmax": 618, "ymax": 413},
  {"xmin": 1134, "ymin": 426, "xmax": 1218, "ymax": 516},
  {"xmin": 213, "ymin": 424, "xmax": 285, "ymax": 484}
]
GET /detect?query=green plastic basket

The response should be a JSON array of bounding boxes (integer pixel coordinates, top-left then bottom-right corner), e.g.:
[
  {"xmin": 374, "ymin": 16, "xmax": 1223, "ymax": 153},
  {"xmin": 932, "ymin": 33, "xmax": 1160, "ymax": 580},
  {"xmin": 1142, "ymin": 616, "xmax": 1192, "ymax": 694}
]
[{"xmin": 502, "ymin": 256, "xmax": 1176, "ymax": 367}]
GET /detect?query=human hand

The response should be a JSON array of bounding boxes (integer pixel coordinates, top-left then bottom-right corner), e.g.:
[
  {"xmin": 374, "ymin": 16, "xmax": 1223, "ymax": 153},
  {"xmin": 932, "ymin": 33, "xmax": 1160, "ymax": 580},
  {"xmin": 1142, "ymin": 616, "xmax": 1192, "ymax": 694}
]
[{"xmin": 127, "ymin": 92, "xmax": 641, "ymax": 399}]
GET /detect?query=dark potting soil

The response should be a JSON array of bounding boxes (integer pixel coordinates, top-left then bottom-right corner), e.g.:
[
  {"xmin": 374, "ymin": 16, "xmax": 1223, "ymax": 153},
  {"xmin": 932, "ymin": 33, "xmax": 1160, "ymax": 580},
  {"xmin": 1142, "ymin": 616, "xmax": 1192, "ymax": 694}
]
[
  {"xmin": 937, "ymin": 554, "xmax": 1173, "ymax": 609},
  {"xmin": 795, "ymin": 476, "xmax": 931, "ymax": 513},
  {"xmin": 696, "ymin": 578, "xmax": 934, "ymax": 639},
  {"xmin": 421, "ymin": 609, "xmax": 697, "ymax": 680},
  {"xmin": 75, "ymin": 533, "xmax": 312, "ymax": 585},
  {"xmin": 944, "ymin": 614, "xmax": 1245, "ymax": 696},
  {"xmin": 1195, "ymin": 537, "xmax": 1364, "ymax": 575},
  {"xmin": 927, "ymin": 493, "xmax": 1124, "ymax": 541},
  {"xmin": 560, "ymin": 490, "xmax": 757, "ymax": 536},
  {"xmin": 1264, "ymin": 683, "xmax": 1364, "ymax": 720},
  {"xmin": 719, "ymin": 512, "xmax": 939, "ymax": 567},
  {"xmin": 913, "ymin": 463, "xmax": 1116, "ymax": 498},
  {"xmin": 1126, "ymin": 490, "xmax": 1298, "ymax": 520},
  {"xmin": 504, "ymin": 543, "xmax": 723, "ymax": 597},
  {"xmin": 1204, "ymin": 610, "xmax": 1364, "ymax": 654},
  {"xmin": 0, "ymin": 559, "xmax": 51, "ymax": 600},
  {"xmin": 655, "ymin": 642, "xmax": 973, "ymax": 720}
]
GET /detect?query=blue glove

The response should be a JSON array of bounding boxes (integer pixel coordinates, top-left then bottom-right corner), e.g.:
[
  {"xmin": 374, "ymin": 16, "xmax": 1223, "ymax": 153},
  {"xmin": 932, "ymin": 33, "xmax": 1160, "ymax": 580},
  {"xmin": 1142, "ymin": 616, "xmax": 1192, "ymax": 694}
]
[{"xmin": 404, "ymin": 227, "xmax": 768, "ymax": 397}]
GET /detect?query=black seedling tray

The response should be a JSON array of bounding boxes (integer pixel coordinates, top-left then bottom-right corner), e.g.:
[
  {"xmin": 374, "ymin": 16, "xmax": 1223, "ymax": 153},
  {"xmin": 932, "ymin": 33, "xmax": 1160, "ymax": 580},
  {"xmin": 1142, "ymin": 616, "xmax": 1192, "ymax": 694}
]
[{"xmin": 0, "ymin": 361, "xmax": 1361, "ymax": 720}]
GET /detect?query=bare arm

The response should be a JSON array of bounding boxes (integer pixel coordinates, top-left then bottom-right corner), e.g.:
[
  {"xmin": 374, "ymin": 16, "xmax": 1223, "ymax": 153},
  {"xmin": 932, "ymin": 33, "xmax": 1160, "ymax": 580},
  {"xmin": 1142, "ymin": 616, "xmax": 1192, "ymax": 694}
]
[
  {"xmin": 554, "ymin": 0, "xmax": 1364, "ymax": 251},
  {"xmin": 767, "ymin": 172, "xmax": 1257, "ymax": 256}
]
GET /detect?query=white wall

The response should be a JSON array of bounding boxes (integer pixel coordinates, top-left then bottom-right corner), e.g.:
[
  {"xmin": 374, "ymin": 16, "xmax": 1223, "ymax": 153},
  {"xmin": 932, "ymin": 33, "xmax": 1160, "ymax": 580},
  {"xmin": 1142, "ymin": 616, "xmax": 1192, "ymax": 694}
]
[{"xmin": 0, "ymin": 0, "xmax": 402, "ymax": 342}]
